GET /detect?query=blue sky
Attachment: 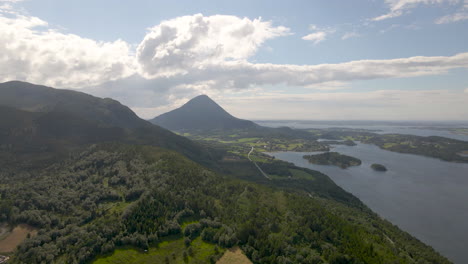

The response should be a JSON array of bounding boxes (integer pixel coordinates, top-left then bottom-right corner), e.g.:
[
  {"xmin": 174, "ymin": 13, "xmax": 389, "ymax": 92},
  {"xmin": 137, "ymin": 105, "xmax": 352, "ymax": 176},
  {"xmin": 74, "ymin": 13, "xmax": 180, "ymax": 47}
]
[{"xmin": 1, "ymin": 0, "xmax": 467, "ymax": 120}]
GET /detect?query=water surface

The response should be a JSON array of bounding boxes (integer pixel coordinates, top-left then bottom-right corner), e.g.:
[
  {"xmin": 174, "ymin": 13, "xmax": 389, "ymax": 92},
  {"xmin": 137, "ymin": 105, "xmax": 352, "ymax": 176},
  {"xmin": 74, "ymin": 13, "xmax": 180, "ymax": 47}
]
[
  {"xmin": 267, "ymin": 143, "xmax": 468, "ymax": 264},
  {"xmin": 256, "ymin": 120, "xmax": 468, "ymax": 141}
]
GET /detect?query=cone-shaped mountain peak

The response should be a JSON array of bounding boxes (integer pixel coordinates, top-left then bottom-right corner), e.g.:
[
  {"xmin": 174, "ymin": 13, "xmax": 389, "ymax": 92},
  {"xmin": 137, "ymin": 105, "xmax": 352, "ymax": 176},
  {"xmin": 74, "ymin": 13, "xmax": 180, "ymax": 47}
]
[
  {"xmin": 181, "ymin": 95, "xmax": 231, "ymax": 116},
  {"xmin": 150, "ymin": 95, "xmax": 257, "ymax": 131}
]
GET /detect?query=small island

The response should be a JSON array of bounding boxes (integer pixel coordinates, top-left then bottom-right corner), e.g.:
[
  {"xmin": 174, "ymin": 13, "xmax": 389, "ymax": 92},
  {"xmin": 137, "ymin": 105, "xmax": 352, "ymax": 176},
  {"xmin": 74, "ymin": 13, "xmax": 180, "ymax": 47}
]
[
  {"xmin": 303, "ymin": 152, "xmax": 362, "ymax": 169},
  {"xmin": 320, "ymin": 139, "xmax": 357, "ymax": 146},
  {"xmin": 371, "ymin": 163, "xmax": 387, "ymax": 172}
]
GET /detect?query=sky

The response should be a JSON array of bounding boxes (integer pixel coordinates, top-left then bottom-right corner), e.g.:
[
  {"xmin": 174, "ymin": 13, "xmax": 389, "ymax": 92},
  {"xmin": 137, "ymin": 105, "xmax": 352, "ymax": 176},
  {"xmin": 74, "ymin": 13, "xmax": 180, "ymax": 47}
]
[{"xmin": 1, "ymin": 0, "xmax": 467, "ymax": 120}]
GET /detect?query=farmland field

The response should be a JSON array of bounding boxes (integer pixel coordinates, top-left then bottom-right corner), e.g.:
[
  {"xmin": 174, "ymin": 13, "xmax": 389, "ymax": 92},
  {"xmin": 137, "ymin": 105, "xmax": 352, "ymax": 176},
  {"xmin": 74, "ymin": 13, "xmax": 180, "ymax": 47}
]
[
  {"xmin": 216, "ymin": 247, "xmax": 252, "ymax": 264},
  {"xmin": 0, "ymin": 224, "xmax": 38, "ymax": 253}
]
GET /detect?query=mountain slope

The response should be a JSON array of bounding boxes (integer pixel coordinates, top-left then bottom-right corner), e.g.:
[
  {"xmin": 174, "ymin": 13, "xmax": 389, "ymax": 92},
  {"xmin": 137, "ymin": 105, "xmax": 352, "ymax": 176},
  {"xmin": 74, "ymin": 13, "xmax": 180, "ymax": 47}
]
[
  {"xmin": 0, "ymin": 81, "xmax": 219, "ymax": 168},
  {"xmin": 1, "ymin": 143, "xmax": 451, "ymax": 264},
  {"xmin": 0, "ymin": 81, "xmax": 148, "ymax": 129},
  {"xmin": 151, "ymin": 95, "xmax": 258, "ymax": 131}
]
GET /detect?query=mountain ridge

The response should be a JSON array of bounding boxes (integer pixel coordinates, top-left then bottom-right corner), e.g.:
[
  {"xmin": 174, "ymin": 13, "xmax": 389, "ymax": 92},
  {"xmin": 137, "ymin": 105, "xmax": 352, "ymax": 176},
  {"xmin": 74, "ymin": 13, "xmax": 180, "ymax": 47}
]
[
  {"xmin": 0, "ymin": 81, "xmax": 219, "ymax": 168},
  {"xmin": 0, "ymin": 81, "xmax": 147, "ymax": 129}
]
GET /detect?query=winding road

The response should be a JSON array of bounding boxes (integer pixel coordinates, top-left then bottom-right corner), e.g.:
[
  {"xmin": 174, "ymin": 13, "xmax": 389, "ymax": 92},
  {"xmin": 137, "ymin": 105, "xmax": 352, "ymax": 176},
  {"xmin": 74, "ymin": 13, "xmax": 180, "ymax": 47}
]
[{"xmin": 248, "ymin": 147, "xmax": 271, "ymax": 180}]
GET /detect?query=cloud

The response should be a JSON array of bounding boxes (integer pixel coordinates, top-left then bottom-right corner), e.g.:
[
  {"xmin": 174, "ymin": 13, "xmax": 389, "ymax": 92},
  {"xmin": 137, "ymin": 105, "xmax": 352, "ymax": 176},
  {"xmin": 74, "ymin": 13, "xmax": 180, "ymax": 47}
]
[
  {"xmin": 435, "ymin": 0, "xmax": 468, "ymax": 23},
  {"xmin": 436, "ymin": 11, "xmax": 468, "ymax": 23},
  {"xmin": 341, "ymin": 32, "xmax": 361, "ymax": 40},
  {"xmin": 2, "ymin": 10, "xmax": 468, "ymax": 120},
  {"xmin": 89, "ymin": 51, "xmax": 468, "ymax": 119},
  {"xmin": 373, "ymin": 10, "xmax": 404, "ymax": 21},
  {"xmin": 220, "ymin": 89, "xmax": 468, "ymax": 120},
  {"xmin": 373, "ymin": 0, "xmax": 459, "ymax": 21},
  {"xmin": 5, "ymin": 10, "xmax": 466, "ymax": 94},
  {"xmin": 302, "ymin": 32, "xmax": 327, "ymax": 44},
  {"xmin": 0, "ymin": 10, "xmax": 136, "ymax": 88},
  {"xmin": 136, "ymin": 14, "xmax": 290, "ymax": 79},
  {"xmin": 301, "ymin": 24, "xmax": 334, "ymax": 44},
  {"xmin": 143, "ymin": 52, "xmax": 468, "ymax": 90}
]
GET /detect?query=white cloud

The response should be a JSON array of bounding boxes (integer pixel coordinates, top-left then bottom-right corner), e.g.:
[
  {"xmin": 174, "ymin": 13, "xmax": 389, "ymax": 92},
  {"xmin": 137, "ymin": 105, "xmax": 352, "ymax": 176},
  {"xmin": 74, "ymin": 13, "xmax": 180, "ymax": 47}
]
[
  {"xmin": 220, "ymin": 89, "xmax": 468, "ymax": 120},
  {"xmin": 373, "ymin": 0, "xmax": 459, "ymax": 21},
  {"xmin": 436, "ymin": 11, "xmax": 468, "ymax": 23},
  {"xmin": 0, "ymin": 11, "xmax": 136, "ymax": 88},
  {"xmin": 301, "ymin": 24, "xmax": 334, "ymax": 44},
  {"xmin": 2, "ymin": 10, "xmax": 468, "ymax": 121},
  {"xmin": 308, "ymin": 24, "xmax": 319, "ymax": 30},
  {"xmin": 147, "ymin": 52, "xmax": 468, "ymax": 90},
  {"xmin": 341, "ymin": 32, "xmax": 361, "ymax": 40},
  {"xmin": 373, "ymin": 10, "xmax": 404, "ymax": 21},
  {"xmin": 435, "ymin": 0, "xmax": 468, "ymax": 23},
  {"xmin": 136, "ymin": 14, "xmax": 290, "ymax": 79},
  {"xmin": 5, "ymin": 10, "xmax": 465, "ymax": 94},
  {"xmin": 302, "ymin": 32, "xmax": 327, "ymax": 44},
  {"xmin": 89, "ymin": 51, "xmax": 468, "ymax": 119}
]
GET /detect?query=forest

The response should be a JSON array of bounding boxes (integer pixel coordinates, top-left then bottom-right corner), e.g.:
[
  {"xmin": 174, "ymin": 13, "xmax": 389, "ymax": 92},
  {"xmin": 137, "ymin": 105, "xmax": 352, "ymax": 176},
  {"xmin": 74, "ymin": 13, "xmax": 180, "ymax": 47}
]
[
  {"xmin": 302, "ymin": 152, "xmax": 362, "ymax": 169},
  {"xmin": 0, "ymin": 143, "xmax": 450, "ymax": 263}
]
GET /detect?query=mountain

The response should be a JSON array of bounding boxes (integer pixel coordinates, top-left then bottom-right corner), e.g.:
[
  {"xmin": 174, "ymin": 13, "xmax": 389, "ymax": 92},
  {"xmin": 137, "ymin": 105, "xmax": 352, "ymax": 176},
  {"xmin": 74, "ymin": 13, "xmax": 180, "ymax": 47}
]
[
  {"xmin": 150, "ymin": 95, "xmax": 258, "ymax": 131},
  {"xmin": 0, "ymin": 81, "xmax": 218, "ymax": 168},
  {"xmin": 0, "ymin": 81, "xmax": 147, "ymax": 129}
]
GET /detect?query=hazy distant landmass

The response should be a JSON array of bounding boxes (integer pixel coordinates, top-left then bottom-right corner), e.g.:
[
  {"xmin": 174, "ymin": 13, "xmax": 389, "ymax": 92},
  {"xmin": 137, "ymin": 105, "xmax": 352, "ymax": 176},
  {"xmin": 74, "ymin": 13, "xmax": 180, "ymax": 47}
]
[{"xmin": 256, "ymin": 120, "xmax": 468, "ymax": 142}]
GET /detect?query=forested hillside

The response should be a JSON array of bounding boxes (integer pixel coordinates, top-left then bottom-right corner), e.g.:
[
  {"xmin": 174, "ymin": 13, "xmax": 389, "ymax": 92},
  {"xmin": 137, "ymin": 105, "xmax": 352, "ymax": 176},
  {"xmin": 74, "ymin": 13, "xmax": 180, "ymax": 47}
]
[
  {"xmin": 0, "ymin": 144, "xmax": 450, "ymax": 264},
  {"xmin": 0, "ymin": 82, "xmax": 220, "ymax": 170}
]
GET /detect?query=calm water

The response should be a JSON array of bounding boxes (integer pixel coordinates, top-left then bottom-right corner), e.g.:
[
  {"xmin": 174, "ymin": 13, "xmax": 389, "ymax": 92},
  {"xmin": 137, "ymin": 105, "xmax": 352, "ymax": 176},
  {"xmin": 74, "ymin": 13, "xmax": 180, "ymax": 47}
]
[
  {"xmin": 256, "ymin": 121, "xmax": 468, "ymax": 141},
  {"xmin": 267, "ymin": 143, "xmax": 468, "ymax": 264}
]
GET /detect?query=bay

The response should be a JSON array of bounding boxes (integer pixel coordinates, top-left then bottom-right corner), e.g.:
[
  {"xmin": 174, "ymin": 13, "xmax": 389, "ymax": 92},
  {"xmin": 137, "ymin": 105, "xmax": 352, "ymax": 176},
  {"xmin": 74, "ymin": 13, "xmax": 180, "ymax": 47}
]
[{"xmin": 267, "ymin": 143, "xmax": 468, "ymax": 264}]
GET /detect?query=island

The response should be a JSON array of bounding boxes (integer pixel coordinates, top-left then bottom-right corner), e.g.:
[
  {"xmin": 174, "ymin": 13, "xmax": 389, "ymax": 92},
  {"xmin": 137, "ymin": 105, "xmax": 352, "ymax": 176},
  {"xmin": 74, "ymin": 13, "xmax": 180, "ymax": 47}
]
[
  {"xmin": 371, "ymin": 163, "xmax": 387, "ymax": 171},
  {"xmin": 320, "ymin": 139, "xmax": 357, "ymax": 146},
  {"xmin": 309, "ymin": 129, "xmax": 468, "ymax": 163},
  {"xmin": 303, "ymin": 152, "xmax": 362, "ymax": 169}
]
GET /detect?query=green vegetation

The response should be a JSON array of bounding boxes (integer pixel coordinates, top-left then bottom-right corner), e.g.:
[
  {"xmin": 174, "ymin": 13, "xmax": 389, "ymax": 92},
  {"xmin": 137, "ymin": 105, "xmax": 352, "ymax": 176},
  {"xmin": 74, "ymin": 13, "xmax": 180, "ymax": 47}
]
[
  {"xmin": 303, "ymin": 152, "xmax": 362, "ymax": 169},
  {"xmin": 371, "ymin": 164, "xmax": 388, "ymax": 172},
  {"xmin": 0, "ymin": 144, "xmax": 450, "ymax": 264},
  {"xmin": 184, "ymin": 129, "xmax": 328, "ymax": 154},
  {"xmin": 94, "ymin": 237, "xmax": 222, "ymax": 264},
  {"xmin": 309, "ymin": 129, "xmax": 468, "ymax": 163},
  {"xmin": 319, "ymin": 140, "xmax": 356, "ymax": 146}
]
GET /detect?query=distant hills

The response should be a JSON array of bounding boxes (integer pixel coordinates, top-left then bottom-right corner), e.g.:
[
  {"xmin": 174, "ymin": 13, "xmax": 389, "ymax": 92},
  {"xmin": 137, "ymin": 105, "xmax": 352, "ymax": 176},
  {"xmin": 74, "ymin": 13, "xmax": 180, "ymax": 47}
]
[{"xmin": 150, "ymin": 94, "xmax": 258, "ymax": 131}]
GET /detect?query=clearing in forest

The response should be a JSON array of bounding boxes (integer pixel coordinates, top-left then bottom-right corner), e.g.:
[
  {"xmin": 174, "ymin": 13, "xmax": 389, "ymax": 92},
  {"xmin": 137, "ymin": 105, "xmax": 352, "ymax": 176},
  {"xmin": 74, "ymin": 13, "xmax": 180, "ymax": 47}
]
[
  {"xmin": 0, "ymin": 224, "xmax": 38, "ymax": 253},
  {"xmin": 216, "ymin": 247, "xmax": 252, "ymax": 264}
]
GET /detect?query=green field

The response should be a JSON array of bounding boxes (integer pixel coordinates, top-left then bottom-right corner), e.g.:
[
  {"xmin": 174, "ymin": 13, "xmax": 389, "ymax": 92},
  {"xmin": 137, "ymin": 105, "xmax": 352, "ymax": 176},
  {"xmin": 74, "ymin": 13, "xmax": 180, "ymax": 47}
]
[
  {"xmin": 94, "ymin": 237, "xmax": 222, "ymax": 264},
  {"xmin": 289, "ymin": 169, "xmax": 315, "ymax": 180}
]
